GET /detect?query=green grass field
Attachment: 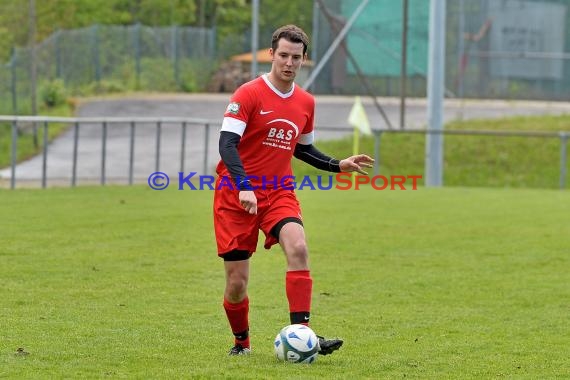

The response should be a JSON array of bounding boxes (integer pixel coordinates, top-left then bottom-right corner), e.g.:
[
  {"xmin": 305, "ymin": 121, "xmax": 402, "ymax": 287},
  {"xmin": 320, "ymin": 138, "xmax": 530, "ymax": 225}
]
[{"xmin": 1, "ymin": 185, "xmax": 569, "ymax": 378}]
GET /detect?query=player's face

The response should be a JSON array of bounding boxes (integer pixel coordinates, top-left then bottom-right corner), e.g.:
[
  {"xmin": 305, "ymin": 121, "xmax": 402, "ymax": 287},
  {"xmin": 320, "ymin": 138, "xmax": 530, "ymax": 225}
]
[{"xmin": 270, "ymin": 38, "xmax": 306, "ymax": 86}]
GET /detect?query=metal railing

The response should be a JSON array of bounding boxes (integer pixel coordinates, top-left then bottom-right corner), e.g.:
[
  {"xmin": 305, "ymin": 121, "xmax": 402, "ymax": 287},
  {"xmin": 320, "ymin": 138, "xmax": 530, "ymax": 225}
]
[
  {"xmin": 1, "ymin": 115, "xmax": 568, "ymax": 190},
  {"xmin": 1, "ymin": 116, "xmax": 214, "ymax": 189}
]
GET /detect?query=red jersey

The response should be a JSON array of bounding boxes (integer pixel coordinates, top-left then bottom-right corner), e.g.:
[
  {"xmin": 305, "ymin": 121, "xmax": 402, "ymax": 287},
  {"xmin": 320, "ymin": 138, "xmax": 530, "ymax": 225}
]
[{"xmin": 216, "ymin": 74, "xmax": 315, "ymax": 188}]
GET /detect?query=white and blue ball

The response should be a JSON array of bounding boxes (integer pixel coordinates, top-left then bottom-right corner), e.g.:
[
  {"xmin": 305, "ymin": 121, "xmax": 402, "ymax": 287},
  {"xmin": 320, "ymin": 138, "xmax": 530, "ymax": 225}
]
[{"xmin": 274, "ymin": 324, "xmax": 319, "ymax": 364}]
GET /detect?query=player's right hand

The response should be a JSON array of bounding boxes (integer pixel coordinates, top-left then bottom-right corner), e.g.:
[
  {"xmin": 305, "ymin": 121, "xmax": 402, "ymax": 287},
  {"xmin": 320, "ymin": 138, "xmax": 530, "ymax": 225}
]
[{"xmin": 239, "ymin": 191, "xmax": 258, "ymax": 215}]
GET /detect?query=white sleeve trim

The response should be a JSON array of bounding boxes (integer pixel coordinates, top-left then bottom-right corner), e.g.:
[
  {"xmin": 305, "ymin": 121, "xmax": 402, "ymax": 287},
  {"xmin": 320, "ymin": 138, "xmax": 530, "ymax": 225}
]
[
  {"xmin": 221, "ymin": 117, "xmax": 247, "ymax": 136},
  {"xmin": 297, "ymin": 131, "xmax": 314, "ymax": 145}
]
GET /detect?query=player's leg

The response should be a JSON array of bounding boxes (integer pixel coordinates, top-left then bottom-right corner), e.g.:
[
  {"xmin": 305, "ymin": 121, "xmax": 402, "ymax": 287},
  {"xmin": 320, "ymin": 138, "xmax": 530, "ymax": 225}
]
[
  {"xmin": 261, "ymin": 190, "xmax": 343, "ymax": 355},
  {"xmin": 223, "ymin": 251, "xmax": 252, "ymax": 355},
  {"xmin": 265, "ymin": 212, "xmax": 313, "ymax": 325},
  {"xmin": 276, "ymin": 220, "xmax": 343, "ymax": 355},
  {"xmin": 214, "ymin": 185, "xmax": 258, "ymax": 355},
  {"xmin": 275, "ymin": 220, "xmax": 312, "ymax": 324},
  {"xmin": 260, "ymin": 190, "xmax": 312, "ymax": 325}
]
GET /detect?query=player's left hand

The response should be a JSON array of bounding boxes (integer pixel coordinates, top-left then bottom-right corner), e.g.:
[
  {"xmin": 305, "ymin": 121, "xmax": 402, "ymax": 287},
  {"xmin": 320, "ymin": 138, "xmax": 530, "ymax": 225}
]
[{"xmin": 339, "ymin": 154, "xmax": 374, "ymax": 175}]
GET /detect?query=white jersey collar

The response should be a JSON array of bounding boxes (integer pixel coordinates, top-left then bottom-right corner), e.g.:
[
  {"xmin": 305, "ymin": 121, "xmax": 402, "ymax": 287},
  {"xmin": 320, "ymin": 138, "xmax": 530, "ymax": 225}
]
[{"xmin": 262, "ymin": 74, "xmax": 295, "ymax": 99}]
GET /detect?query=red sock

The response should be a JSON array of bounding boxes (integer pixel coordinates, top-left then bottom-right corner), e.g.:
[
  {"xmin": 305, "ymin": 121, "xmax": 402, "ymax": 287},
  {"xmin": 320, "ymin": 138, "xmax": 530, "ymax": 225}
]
[
  {"xmin": 286, "ymin": 270, "xmax": 312, "ymax": 326},
  {"xmin": 223, "ymin": 297, "xmax": 250, "ymax": 348}
]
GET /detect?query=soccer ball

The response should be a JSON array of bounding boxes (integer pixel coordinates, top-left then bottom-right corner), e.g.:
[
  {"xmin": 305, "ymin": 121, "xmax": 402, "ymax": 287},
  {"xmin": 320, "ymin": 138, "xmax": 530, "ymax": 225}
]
[{"xmin": 274, "ymin": 324, "xmax": 319, "ymax": 364}]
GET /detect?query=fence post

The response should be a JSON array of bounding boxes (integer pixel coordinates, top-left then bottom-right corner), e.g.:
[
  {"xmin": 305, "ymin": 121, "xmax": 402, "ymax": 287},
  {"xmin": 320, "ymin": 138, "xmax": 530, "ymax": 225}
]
[
  {"xmin": 55, "ymin": 29, "xmax": 62, "ymax": 79},
  {"xmin": 129, "ymin": 121, "xmax": 135, "ymax": 185},
  {"xmin": 425, "ymin": 0, "xmax": 446, "ymax": 187},
  {"xmin": 172, "ymin": 25, "xmax": 180, "ymax": 89},
  {"xmin": 209, "ymin": 27, "xmax": 216, "ymax": 58},
  {"xmin": 41, "ymin": 121, "xmax": 48, "ymax": 188},
  {"xmin": 134, "ymin": 23, "xmax": 141, "ymax": 90},
  {"xmin": 10, "ymin": 122, "xmax": 17, "ymax": 189},
  {"xmin": 560, "ymin": 132, "xmax": 568, "ymax": 190},
  {"xmin": 180, "ymin": 122, "xmax": 187, "ymax": 173},
  {"xmin": 92, "ymin": 24, "xmax": 101, "ymax": 83},
  {"xmin": 10, "ymin": 48, "xmax": 17, "ymax": 115},
  {"xmin": 101, "ymin": 121, "xmax": 107, "ymax": 185},
  {"xmin": 72, "ymin": 122, "xmax": 79, "ymax": 187},
  {"xmin": 203, "ymin": 123, "xmax": 210, "ymax": 175},
  {"xmin": 155, "ymin": 121, "xmax": 162, "ymax": 173}
]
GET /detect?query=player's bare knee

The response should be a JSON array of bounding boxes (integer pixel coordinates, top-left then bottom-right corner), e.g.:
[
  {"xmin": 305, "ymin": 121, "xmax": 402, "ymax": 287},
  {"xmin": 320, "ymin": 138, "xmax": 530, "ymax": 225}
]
[
  {"xmin": 287, "ymin": 237, "xmax": 307, "ymax": 254},
  {"xmin": 229, "ymin": 274, "xmax": 247, "ymax": 291},
  {"xmin": 286, "ymin": 240, "xmax": 309, "ymax": 268},
  {"xmin": 226, "ymin": 269, "xmax": 248, "ymax": 297},
  {"xmin": 226, "ymin": 278, "xmax": 247, "ymax": 302}
]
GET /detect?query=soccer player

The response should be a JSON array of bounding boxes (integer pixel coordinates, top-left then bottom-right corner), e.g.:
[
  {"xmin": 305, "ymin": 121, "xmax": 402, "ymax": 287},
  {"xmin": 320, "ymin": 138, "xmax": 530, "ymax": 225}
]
[{"xmin": 214, "ymin": 24, "xmax": 374, "ymax": 356}]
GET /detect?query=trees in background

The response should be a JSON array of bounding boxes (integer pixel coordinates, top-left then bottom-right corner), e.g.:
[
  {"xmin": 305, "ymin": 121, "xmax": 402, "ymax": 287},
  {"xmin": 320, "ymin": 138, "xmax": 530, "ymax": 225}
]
[{"xmin": 0, "ymin": 0, "xmax": 313, "ymax": 61}]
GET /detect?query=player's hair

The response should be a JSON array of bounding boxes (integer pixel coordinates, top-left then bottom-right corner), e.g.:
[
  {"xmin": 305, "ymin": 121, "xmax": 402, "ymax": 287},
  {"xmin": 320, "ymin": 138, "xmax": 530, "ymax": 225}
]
[{"xmin": 271, "ymin": 25, "xmax": 309, "ymax": 55}]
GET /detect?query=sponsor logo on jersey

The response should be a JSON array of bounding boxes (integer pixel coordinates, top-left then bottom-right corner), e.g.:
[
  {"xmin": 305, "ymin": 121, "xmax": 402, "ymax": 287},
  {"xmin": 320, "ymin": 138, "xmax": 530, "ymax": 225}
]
[{"xmin": 262, "ymin": 118, "xmax": 300, "ymax": 151}]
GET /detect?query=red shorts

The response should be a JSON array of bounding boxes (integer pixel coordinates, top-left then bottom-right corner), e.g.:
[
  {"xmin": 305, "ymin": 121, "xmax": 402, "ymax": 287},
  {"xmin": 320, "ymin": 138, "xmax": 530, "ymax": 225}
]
[{"xmin": 213, "ymin": 178, "xmax": 302, "ymax": 257}]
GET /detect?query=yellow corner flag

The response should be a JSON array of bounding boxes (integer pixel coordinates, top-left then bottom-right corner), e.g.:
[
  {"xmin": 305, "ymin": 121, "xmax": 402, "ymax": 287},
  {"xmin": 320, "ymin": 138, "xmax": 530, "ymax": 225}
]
[
  {"xmin": 348, "ymin": 96, "xmax": 371, "ymax": 186},
  {"xmin": 348, "ymin": 96, "xmax": 372, "ymax": 137}
]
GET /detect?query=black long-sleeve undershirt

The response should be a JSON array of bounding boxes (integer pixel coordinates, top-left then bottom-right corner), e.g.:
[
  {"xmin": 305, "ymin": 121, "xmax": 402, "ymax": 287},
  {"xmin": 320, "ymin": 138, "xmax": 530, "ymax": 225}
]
[
  {"xmin": 219, "ymin": 131, "xmax": 248, "ymax": 188},
  {"xmin": 293, "ymin": 143, "xmax": 341, "ymax": 172}
]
